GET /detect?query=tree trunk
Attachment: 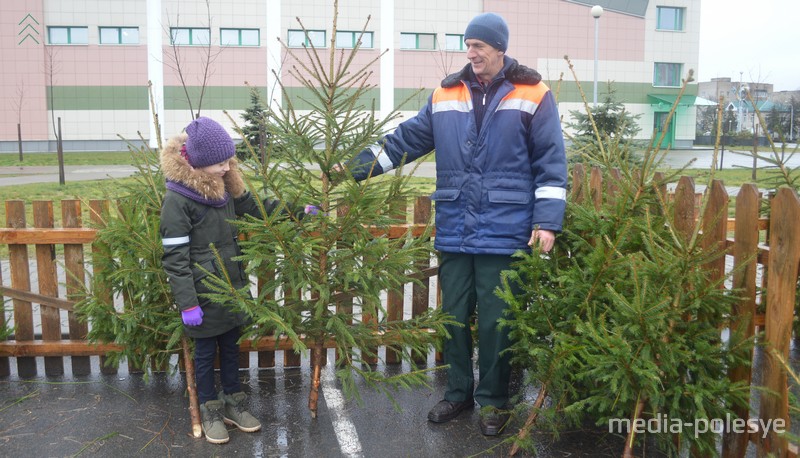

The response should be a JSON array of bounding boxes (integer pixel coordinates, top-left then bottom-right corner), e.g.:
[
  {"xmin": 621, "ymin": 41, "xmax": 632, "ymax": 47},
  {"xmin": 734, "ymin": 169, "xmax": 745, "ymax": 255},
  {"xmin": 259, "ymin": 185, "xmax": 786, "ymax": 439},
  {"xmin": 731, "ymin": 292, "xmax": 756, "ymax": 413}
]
[
  {"xmin": 622, "ymin": 394, "xmax": 646, "ymax": 458},
  {"xmin": 509, "ymin": 384, "xmax": 548, "ymax": 456},
  {"xmin": 17, "ymin": 123, "xmax": 22, "ymax": 162},
  {"xmin": 181, "ymin": 336, "xmax": 202, "ymax": 438},
  {"xmin": 308, "ymin": 338, "xmax": 325, "ymax": 418}
]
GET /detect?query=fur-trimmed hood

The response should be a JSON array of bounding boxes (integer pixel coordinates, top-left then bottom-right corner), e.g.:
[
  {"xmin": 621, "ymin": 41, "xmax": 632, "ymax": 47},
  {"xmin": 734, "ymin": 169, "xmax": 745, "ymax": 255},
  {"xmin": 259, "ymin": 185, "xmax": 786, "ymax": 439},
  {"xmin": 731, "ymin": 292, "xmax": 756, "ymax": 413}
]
[
  {"xmin": 441, "ymin": 57, "xmax": 542, "ymax": 88},
  {"xmin": 161, "ymin": 133, "xmax": 246, "ymax": 200}
]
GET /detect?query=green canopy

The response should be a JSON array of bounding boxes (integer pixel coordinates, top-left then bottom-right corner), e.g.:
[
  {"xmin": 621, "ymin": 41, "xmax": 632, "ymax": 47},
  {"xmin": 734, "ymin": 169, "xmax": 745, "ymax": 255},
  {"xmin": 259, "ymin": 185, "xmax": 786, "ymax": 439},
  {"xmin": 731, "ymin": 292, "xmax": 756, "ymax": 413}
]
[{"xmin": 648, "ymin": 94, "xmax": 716, "ymax": 107}]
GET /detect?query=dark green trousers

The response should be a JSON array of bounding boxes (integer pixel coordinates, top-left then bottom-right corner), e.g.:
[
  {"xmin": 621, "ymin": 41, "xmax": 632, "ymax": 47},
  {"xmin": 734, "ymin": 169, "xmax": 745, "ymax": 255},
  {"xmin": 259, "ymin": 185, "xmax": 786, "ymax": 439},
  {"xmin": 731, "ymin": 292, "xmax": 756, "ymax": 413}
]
[{"xmin": 439, "ymin": 252, "xmax": 520, "ymax": 408}]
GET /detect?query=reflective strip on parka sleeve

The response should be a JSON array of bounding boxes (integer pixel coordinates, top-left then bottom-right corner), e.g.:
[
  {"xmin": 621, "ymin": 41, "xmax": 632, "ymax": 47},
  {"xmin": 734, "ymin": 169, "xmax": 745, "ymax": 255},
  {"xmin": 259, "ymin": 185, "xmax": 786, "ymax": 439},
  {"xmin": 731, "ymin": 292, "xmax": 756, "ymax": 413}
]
[
  {"xmin": 162, "ymin": 235, "xmax": 190, "ymax": 247},
  {"xmin": 535, "ymin": 186, "xmax": 567, "ymax": 201}
]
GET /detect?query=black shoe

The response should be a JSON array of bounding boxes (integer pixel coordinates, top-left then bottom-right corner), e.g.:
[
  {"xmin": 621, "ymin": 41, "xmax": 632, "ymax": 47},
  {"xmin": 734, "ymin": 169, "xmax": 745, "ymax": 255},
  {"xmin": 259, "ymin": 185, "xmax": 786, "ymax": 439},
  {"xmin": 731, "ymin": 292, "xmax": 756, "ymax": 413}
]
[
  {"xmin": 427, "ymin": 398, "xmax": 475, "ymax": 423},
  {"xmin": 479, "ymin": 407, "xmax": 512, "ymax": 436}
]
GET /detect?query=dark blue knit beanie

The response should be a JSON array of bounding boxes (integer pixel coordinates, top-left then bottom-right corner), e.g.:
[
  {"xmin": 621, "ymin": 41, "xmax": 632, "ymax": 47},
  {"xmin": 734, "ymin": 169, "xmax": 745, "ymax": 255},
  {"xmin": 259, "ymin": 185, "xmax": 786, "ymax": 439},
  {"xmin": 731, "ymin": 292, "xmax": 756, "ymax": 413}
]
[
  {"xmin": 464, "ymin": 12, "xmax": 509, "ymax": 52},
  {"xmin": 184, "ymin": 117, "xmax": 235, "ymax": 168}
]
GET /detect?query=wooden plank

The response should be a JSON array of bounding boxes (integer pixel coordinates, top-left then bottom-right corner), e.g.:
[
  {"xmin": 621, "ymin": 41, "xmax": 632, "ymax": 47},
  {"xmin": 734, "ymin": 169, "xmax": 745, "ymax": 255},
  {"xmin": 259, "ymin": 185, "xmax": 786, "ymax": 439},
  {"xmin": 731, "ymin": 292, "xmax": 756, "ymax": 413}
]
[
  {"xmin": 589, "ymin": 166, "xmax": 603, "ymax": 210},
  {"xmin": 673, "ymin": 176, "xmax": 696, "ymax": 243},
  {"xmin": 34, "ymin": 200, "xmax": 64, "ymax": 375},
  {"xmin": 412, "ymin": 196, "xmax": 432, "ymax": 364},
  {"xmin": 0, "ymin": 227, "xmax": 97, "ymax": 244},
  {"xmin": 385, "ymin": 199, "xmax": 407, "ymax": 364},
  {"xmin": 605, "ymin": 168, "xmax": 622, "ymax": 207},
  {"xmin": 256, "ymin": 269, "xmax": 276, "ymax": 369},
  {"xmin": 571, "ymin": 163, "xmax": 586, "ymax": 204},
  {"xmin": 6, "ymin": 200, "xmax": 35, "ymax": 377},
  {"xmin": 722, "ymin": 184, "xmax": 760, "ymax": 458},
  {"xmin": 759, "ymin": 187, "xmax": 800, "ymax": 457},
  {"xmin": 701, "ymin": 180, "xmax": 729, "ymax": 286},
  {"xmin": 0, "ymin": 286, "xmax": 74, "ymax": 311},
  {"xmin": 0, "ymin": 329, "xmax": 441, "ymax": 357},
  {"xmin": 63, "ymin": 200, "xmax": 90, "ymax": 375},
  {"xmin": 90, "ymin": 199, "xmax": 118, "ymax": 375},
  {"xmin": 0, "ymin": 225, "xmax": 428, "ymax": 245},
  {"xmin": 0, "ymin": 258, "xmax": 8, "ymax": 377}
]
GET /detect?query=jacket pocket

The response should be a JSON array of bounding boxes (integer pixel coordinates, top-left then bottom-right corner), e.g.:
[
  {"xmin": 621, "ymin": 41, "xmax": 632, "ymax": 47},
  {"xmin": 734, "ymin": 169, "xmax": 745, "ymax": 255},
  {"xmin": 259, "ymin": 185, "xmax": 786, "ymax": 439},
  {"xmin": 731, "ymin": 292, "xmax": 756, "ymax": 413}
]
[
  {"xmin": 487, "ymin": 189, "xmax": 531, "ymax": 204},
  {"xmin": 192, "ymin": 258, "xmax": 218, "ymax": 295},
  {"xmin": 431, "ymin": 188, "xmax": 460, "ymax": 202}
]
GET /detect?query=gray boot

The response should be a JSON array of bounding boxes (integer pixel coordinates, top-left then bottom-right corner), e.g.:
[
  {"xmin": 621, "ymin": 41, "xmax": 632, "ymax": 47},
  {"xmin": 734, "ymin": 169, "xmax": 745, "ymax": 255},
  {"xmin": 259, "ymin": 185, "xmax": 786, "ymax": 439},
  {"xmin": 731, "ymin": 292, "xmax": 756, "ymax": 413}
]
[
  {"xmin": 199, "ymin": 400, "xmax": 230, "ymax": 444},
  {"xmin": 219, "ymin": 391, "xmax": 262, "ymax": 432}
]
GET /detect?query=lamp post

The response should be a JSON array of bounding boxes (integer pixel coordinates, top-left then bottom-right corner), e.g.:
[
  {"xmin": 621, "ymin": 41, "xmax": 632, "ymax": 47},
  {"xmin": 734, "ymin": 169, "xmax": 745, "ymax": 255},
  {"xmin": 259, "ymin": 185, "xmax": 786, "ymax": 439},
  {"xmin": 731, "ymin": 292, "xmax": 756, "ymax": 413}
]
[{"xmin": 591, "ymin": 5, "xmax": 603, "ymax": 106}]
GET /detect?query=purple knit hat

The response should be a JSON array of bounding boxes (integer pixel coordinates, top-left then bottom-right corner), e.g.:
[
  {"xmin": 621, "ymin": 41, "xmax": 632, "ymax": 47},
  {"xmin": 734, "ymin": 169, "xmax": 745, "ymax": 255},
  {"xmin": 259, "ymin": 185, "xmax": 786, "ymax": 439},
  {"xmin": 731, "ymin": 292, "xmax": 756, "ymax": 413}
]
[{"xmin": 184, "ymin": 117, "xmax": 235, "ymax": 168}]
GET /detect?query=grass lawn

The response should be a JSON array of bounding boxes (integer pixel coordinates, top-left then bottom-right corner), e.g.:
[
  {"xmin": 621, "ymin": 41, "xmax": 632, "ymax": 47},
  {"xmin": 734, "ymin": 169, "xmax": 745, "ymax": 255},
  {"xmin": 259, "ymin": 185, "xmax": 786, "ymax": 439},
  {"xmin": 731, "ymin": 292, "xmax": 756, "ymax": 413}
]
[{"xmin": 0, "ymin": 151, "xmax": 137, "ymax": 167}]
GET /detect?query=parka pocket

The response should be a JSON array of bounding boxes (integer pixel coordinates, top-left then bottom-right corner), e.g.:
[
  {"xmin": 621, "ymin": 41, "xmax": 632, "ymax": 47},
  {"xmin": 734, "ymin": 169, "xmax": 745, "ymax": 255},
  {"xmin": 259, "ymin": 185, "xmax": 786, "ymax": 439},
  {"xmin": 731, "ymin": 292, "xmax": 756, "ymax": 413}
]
[
  {"xmin": 431, "ymin": 188, "xmax": 460, "ymax": 202},
  {"xmin": 487, "ymin": 189, "xmax": 531, "ymax": 205},
  {"xmin": 192, "ymin": 258, "xmax": 218, "ymax": 294}
]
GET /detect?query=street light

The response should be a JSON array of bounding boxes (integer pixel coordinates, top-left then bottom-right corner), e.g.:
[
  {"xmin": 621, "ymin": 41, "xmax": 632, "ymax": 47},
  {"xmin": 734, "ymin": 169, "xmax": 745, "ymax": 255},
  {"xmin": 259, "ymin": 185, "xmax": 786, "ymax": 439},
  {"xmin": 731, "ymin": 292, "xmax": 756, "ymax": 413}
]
[{"xmin": 591, "ymin": 5, "xmax": 603, "ymax": 106}]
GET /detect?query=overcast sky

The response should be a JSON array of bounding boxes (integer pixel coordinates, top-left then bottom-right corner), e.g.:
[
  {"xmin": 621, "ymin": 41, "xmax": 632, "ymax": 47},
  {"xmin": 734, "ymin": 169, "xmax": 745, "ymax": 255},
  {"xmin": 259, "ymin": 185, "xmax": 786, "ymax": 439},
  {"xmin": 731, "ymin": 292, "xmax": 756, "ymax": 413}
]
[{"xmin": 698, "ymin": 0, "xmax": 800, "ymax": 92}]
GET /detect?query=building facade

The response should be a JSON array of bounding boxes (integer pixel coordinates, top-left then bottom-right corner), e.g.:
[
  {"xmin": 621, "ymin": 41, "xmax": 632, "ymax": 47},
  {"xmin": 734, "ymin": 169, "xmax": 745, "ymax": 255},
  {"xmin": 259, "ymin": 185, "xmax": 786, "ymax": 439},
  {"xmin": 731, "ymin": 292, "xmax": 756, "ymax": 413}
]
[{"xmin": 0, "ymin": 0, "xmax": 701, "ymax": 152}]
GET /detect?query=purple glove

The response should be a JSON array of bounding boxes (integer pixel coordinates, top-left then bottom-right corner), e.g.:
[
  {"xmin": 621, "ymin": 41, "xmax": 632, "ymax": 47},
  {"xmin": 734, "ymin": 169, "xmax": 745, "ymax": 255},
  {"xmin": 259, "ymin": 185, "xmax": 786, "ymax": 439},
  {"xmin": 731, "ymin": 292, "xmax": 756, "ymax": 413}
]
[
  {"xmin": 304, "ymin": 205, "xmax": 320, "ymax": 216},
  {"xmin": 181, "ymin": 305, "xmax": 203, "ymax": 326}
]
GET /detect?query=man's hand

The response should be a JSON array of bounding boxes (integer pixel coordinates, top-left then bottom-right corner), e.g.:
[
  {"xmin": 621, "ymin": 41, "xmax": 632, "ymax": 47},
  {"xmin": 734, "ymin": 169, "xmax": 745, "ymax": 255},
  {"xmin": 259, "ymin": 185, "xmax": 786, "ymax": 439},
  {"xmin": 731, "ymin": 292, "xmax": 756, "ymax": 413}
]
[{"xmin": 528, "ymin": 228, "xmax": 556, "ymax": 253}]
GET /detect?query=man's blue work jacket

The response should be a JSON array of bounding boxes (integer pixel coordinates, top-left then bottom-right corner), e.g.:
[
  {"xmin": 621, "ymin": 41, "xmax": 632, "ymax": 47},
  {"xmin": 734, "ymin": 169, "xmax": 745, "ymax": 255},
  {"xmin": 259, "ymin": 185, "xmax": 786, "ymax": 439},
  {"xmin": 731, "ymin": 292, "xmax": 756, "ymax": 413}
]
[{"xmin": 351, "ymin": 57, "xmax": 568, "ymax": 256}]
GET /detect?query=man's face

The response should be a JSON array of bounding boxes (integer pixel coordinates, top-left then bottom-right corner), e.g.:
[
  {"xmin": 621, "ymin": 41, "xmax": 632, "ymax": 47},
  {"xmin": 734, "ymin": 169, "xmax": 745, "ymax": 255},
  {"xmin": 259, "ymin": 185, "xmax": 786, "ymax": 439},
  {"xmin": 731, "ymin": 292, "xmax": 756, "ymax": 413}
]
[{"xmin": 465, "ymin": 38, "xmax": 504, "ymax": 84}]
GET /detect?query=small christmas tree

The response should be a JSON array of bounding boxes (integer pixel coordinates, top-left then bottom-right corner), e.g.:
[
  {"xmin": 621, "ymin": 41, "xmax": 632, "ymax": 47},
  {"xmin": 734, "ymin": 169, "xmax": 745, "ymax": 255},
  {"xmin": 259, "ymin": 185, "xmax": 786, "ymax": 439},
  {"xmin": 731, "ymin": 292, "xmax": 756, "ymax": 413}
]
[
  {"xmin": 504, "ymin": 67, "xmax": 753, "ymax": 456},
  {"xmin": 214, "ymin": 6, "xmax": 454, "ymax": 416},
  {"xmin": 235, "ymin": 87, "xmax": 277, "ymax": 163}
]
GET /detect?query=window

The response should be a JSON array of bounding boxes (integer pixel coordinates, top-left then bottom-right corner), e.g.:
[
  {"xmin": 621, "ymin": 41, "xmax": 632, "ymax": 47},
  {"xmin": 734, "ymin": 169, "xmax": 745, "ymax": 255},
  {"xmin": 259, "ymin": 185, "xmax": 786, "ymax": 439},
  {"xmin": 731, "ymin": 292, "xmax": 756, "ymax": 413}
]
[
  {"xmin": 445, "ymin": 34, "xmax": 465, "ymax": 51},
  {"xmin": 400, "ymin": 33, "xmax": 436, "ymax": 50},
  {"xmin": 170, "ymin": 27, "xmax": 210, "ymax": 45},
  {"xmin": 335, "ymin": 30, "xmax": 373, "ymax": 49},
  {"xmin": 221, "ymin": 28, "xmax": 259, "ymax": 46},
  {"xmin": 287, "ymin": 29, "xmax": 326, "ymax": 48},
  {"xmin": 99, "ymin": 27, "xmax": 139, "ymax": 44},
  {"xmin": 48, "ymin": 26, "xmax": 88, "ymax": 44},
  {"xmin": 656, "ymin": 6, "xmax": 685, "ymax": 31},
  {"xmin": 653, "ymin": 62, "xmax": 683, "ymax": 87}
]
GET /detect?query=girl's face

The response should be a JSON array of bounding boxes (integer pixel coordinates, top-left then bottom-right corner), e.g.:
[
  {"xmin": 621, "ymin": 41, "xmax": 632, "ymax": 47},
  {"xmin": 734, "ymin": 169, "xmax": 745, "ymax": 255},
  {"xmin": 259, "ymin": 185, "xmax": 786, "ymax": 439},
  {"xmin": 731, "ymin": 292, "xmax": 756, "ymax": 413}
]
[{"xmin": 199, "ymin": 159, "xmax": 231, "ymax": 177}]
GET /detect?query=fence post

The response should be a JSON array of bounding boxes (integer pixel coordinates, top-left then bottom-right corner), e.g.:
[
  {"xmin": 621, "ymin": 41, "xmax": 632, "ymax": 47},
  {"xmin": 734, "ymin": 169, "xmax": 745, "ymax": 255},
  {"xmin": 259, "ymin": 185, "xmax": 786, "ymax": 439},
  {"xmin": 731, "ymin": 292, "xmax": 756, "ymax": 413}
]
[
  {"xmin": 759, "ymin": 187, "xmax": 800, "ymax": 456},
  {"xmin": 571, "ymin": 163, "xmax": 586, "ymax": 204},
  {"xmin": 62, "ymin": 199, "xmax": 90, "ymax": 375},
  {"xmin": 90, "ymin": 199, "xmax": 118, "ymax": 375},
  {"xmin": 7, "ymin": 200, "xmax": 36, "ymax": 377},
  {"xmin": 701, "ymin": 180, "xmax": 729, "ymax": 287},
  {"xmin": 33, "ymin": 201, "xmax": 63, "ymax": 375},
  {"xmin": 412, "ymin": 196, "xmax": 432, "ymax": 364},
  {"xmin": 673, "ymin": 176, "xmax": 696, "ymax": 243},
  {"xmin": 722, "ymin": 184, "xmax": 760, "ymax": 457},
  {"xmin": 385, "ymin": 198, "xmax": 407, "ymax": 364},
  {"xmin": 589, "ymin": 166, "xmax": 603, "ymax": 210}
]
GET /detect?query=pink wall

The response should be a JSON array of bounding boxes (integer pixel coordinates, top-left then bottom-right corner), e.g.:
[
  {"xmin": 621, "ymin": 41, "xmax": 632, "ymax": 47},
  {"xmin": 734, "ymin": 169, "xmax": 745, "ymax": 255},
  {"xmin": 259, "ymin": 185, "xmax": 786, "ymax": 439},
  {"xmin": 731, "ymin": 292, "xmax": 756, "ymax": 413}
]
[
  {"xmin": 487, "ymin": 0, "xmax": 644, "ymax": 63},
  {"xmin": 0, "ymin": 0, "xmax": 49, "ymax": 139},
  {"xmin": 44, "ymin": 46, "xmax": 148, "ymax": 86},
  {"xmin": 279, "ymin": 48, "xmax": 382, "ymax": 88},
  {"xmin": 162, "ymin": 46, "xmax": 270, "ymax": 87}
]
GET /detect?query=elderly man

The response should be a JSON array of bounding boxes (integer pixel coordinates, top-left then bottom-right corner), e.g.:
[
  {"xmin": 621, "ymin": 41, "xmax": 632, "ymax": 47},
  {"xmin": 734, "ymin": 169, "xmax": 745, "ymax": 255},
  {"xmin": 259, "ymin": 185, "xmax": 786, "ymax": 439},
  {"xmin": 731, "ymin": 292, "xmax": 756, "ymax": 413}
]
[{"xmin": 347, "ymin": 12, "xmax": 567, "ymax": 436}]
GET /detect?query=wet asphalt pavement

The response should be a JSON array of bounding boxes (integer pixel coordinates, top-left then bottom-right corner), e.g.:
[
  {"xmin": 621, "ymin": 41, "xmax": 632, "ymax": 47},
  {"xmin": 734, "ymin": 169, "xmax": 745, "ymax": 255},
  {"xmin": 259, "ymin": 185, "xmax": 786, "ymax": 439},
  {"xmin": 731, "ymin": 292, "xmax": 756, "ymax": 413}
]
[{"xmin": 0, "ymin": 351, "xmax": 658, "ymax": 458}]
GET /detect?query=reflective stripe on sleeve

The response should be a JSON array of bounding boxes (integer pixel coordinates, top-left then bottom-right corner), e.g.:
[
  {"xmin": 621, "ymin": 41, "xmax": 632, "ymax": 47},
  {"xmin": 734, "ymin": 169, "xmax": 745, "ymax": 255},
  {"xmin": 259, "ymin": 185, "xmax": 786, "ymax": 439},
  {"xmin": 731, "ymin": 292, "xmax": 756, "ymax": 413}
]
[
  {"xmin": 369, "ymin": 145, "xmax": 395, "ymax": 173},
  {"xmin": 162, "ymin": 235, "xmax": 190, "ymax": 246},
  {"xmin": 535, "ymin": 186, "xmax": 567, "ymax": 200}
]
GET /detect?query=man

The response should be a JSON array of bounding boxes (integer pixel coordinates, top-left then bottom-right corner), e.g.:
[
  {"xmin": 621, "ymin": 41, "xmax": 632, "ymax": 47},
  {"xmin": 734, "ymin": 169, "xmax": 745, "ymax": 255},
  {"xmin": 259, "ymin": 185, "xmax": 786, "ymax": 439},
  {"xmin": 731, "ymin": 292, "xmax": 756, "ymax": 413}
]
[{"xmin": 346, "ymin": 12, "xmax": 567, "ymax": 436}]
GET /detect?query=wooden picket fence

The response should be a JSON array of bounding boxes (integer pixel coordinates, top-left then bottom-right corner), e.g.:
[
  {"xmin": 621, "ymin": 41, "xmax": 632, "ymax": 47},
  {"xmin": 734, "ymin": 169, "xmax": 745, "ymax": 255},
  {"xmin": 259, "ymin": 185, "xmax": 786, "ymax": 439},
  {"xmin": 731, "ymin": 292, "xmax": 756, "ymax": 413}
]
[
  {"xmin": 571, "ymin": 163, "xmax": 800, "ymax": 457},
  {"xmin": 1, "ymin": 164, "xmax": 800, "ymax": 456}
]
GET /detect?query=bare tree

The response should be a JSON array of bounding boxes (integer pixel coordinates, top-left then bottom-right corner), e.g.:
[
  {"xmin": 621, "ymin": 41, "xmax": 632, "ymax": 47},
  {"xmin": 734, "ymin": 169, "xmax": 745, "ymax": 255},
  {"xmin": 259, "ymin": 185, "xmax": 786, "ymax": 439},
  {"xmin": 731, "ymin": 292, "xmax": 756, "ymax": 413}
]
[
  {"xmin": 44, "ymin": 44, "xmax": 65, "ymax": 184},
  {"xmin": 162, "ymin": 0, "xmax": 220, "ymax": 119},
  {"xmin": 11, "ymin": 82, "xmax": 25, "ymax": 162}
]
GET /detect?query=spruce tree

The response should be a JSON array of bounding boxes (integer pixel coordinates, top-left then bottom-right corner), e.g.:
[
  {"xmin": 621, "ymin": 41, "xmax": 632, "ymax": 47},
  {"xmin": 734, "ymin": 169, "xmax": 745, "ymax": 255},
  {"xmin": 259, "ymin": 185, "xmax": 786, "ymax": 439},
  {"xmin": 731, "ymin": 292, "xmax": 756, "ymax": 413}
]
[
  {"xmin": 235, "ymin": 87, "xmax": 276, "ymax": 163},
  {"xmin": 216, "ymin": 5, "xmax": 454, "ymax": 416},
  {"xmin": 503, "ymin": 71, "xmax": 752, "ymax": 455}
]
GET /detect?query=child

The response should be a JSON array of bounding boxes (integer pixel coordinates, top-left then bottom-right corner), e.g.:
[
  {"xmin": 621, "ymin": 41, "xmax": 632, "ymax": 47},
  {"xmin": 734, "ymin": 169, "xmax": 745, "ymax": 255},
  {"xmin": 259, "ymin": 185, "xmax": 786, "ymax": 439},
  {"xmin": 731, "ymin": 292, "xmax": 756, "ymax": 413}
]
[{"xmin": 159, "ymin": 117, "xmax": 268, "ymax": 444}]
